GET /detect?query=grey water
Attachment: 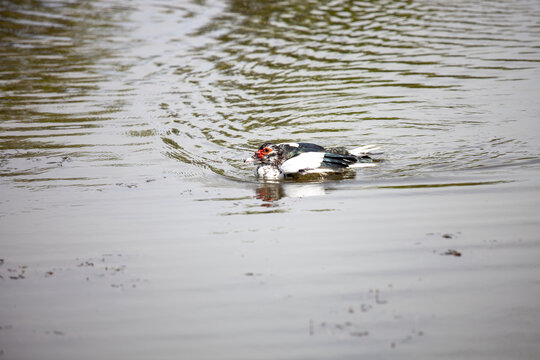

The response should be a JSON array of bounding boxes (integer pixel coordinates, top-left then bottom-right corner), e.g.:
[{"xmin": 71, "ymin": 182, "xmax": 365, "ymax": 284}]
[{"xmin": 1, "ymin": 0, "xmax": 540, "ymax": 359}]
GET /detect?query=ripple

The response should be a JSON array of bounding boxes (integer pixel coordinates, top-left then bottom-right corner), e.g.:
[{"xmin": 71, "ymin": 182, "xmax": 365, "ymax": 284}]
[{"xmin": 1, "ymin": 0, "xmax": 540, "ymax": 187}]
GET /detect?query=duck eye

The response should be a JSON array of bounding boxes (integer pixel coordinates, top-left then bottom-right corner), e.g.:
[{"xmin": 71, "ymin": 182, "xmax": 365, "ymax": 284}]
[{"xmin": 263, "ymin": 147, "xmax": 272, "ymax": 154}]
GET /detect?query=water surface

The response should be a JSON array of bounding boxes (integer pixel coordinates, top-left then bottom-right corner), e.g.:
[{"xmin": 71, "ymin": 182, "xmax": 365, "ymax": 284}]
[{"xmin": 1, "ymin": 0, "xmax": 540, "ymax": 359}]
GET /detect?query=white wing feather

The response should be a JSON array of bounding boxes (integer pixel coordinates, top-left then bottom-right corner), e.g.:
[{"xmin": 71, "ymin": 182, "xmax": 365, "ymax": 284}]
[
  {"xmin": 349, "ymin": 145, "xmax": 380, "ymax": 156},
  {"xmin": 280, "ymin": 152, "xmax": 325, "ymax": 174},
  {"xmin": 348, "ymin": 162, "xmax": 378, "ymax": 168}
]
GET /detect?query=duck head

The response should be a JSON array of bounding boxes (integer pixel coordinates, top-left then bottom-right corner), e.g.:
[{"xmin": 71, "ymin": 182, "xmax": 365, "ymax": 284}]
[{"xmin": 244, "ymin": 143, "xmax": 283, "ymax": 166}]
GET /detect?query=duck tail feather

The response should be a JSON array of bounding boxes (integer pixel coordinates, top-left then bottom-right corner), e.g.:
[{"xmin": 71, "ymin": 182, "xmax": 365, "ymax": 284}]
[{"xmin": 349, "ymin": 145, "xmax": 382, "ymax": 156}]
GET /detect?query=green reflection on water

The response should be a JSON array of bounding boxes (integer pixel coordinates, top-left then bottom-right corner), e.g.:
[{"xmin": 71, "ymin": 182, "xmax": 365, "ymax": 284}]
[
  {"xmin": 0, "ymin": 0, "xmax": 133, "ymax": 183},
  {"xmin": 2, "ymin": 0, "xmax": 539, "ymax": 189}
]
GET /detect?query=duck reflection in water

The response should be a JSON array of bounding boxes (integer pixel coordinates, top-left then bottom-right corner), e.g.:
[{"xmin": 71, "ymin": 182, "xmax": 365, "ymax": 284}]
[
  {"xmin": 254, "ymin": 180, "xmax": 332, "ymax": 203},
  {"xmin": 255, "ymin": 182, "xmax": 286, "ymax": 203},
  {"xmin": 254, "ymin": 171, "xmax": 357, "ymax": 202}
]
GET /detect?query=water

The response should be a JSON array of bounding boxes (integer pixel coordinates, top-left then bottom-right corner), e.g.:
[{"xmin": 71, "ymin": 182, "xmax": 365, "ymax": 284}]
[{"xmin": 1, "ymin": 0, "xmax": 540, "ymax": 359}]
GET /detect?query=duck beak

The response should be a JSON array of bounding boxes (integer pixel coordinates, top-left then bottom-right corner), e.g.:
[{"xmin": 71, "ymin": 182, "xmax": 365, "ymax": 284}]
[{"xmin": 244, "ymin": 153, "xmax": 259, "ymax": 163}]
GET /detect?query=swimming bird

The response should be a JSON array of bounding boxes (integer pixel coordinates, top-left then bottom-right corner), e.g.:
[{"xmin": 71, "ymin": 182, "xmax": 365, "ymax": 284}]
[{"xmin": 244, "ymin": 142, "xmax": 380, "ymax": 179}]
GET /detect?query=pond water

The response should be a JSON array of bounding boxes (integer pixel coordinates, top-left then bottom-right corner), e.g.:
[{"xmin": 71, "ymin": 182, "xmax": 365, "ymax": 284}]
[{"xmin": 1, "ymin": 0, "xmax": 540, "ymax": 359}]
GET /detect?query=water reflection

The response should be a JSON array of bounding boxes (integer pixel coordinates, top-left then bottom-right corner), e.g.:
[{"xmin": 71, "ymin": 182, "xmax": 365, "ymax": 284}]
[
  {"xmin": 162, "ymin": 0, "xmax": 540, "ymax": 183},
  {"xmin": 1, "ymin": 1, "xmax": 540, "ymax": 359},
  {"xmin": 0, "ymin": 0, "xmax": 137, "ymax": 187},
  {"xmin": 255, "ymin": 181, "xmax": 326, "ymax": 202},
  {"xmin": 255, "ymin": 181, "xmax": 286, "ymax": 202},
  {"xmin": 1, "ymin": 0, "xmax": 539, "ymax": 189}
]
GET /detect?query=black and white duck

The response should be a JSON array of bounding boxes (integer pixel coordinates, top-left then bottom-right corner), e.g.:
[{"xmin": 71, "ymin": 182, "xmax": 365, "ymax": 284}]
[{"xmin": 244, "ymin": 142, "xmax": 381, "ymax": 179}]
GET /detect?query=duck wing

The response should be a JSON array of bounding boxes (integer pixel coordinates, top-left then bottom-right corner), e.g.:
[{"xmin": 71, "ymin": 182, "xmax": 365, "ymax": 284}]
[
  {"xmin": 320, "ymin": 152, "xmax": 358, "ymax": 169},
  {"xmin": 280, "ymin": 152, "xmax": 326, "ymax": 174},
  {"xmin": 280, "ymin": 152, "xmax": 361, "ymax": 174}
]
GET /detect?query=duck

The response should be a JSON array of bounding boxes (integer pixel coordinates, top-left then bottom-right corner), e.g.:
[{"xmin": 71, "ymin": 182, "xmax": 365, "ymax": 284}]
[{"xmin": 244, "ymin": 142, "xmax": 380, "ymax": 179}]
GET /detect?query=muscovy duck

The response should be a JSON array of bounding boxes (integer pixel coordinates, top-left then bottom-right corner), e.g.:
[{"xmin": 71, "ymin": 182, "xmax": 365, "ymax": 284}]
[{"xmin": 244, "ymin": 142, "xmax": 380, "ymax": 179}]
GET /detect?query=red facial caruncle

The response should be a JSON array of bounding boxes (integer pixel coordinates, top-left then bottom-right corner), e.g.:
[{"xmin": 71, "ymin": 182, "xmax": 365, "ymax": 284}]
[{"xmin": 256, "ymin": 147, "xmax": 272, "ymax": 159}]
